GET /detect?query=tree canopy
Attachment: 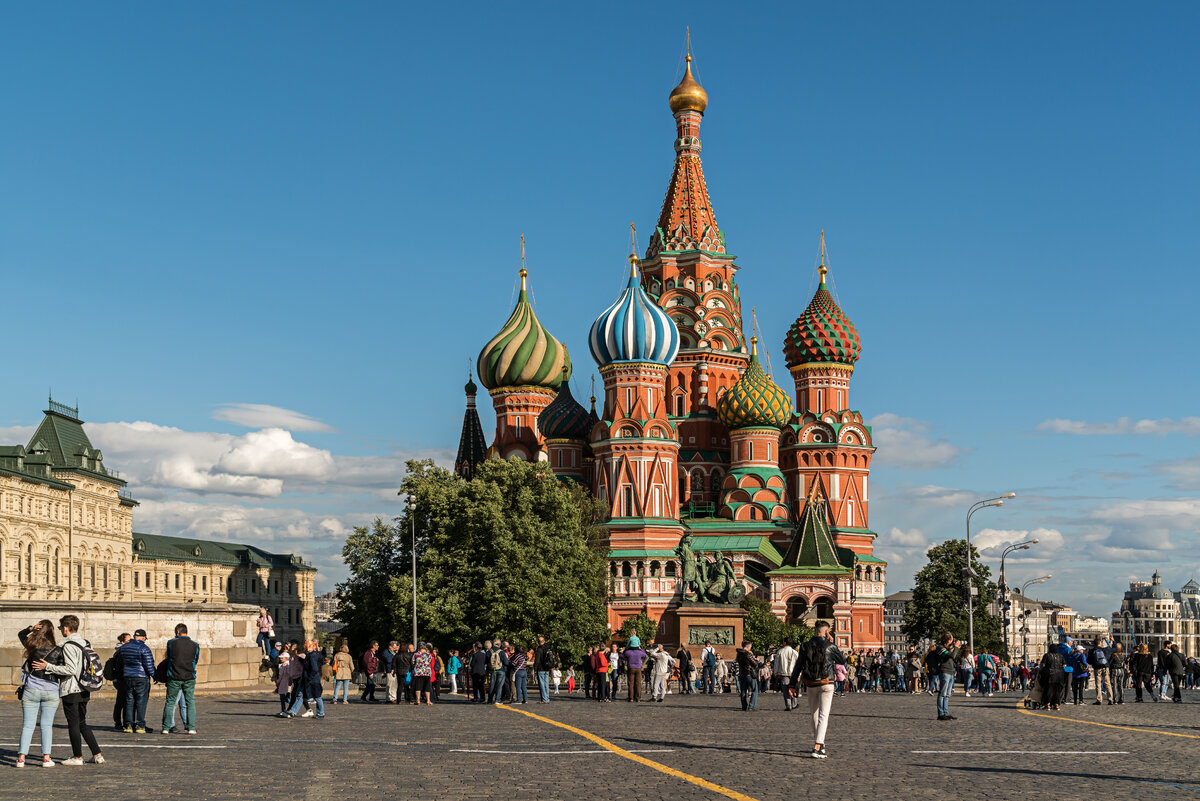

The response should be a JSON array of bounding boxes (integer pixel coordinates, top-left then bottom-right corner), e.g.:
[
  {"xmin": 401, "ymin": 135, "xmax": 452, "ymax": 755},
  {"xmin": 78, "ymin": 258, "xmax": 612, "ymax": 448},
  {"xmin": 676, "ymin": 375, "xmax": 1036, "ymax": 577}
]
[
  {"xmin": 741, "ymin": 595, "xmax": 813, "ymax": 650},
  {"xmin": 903, "ymin": 538, "xmax": 1002, "ymax": 654},
  {"xmin": 337, "ymin": 458, "xmax": 610, "ymax": 666}
]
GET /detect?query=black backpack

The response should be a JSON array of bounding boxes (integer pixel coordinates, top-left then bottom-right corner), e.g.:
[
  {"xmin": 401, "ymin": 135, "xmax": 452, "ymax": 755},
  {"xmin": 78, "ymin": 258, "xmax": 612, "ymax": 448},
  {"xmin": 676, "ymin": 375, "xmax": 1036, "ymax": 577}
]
[
  {"xmin": 801, "ymin": 639, "xmax": 829, "ymax": 683},
  {"xmin": 545, "ymin": 650, "xmax": 559, "ymax": 670}
]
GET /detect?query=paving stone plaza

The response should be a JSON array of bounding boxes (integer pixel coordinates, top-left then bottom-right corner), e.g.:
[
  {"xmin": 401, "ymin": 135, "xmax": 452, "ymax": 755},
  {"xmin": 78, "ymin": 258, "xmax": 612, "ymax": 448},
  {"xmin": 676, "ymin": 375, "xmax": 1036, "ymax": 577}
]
[{"xmin": 2, "ymin": 690, "xmax": 1196, "ymax": 799}]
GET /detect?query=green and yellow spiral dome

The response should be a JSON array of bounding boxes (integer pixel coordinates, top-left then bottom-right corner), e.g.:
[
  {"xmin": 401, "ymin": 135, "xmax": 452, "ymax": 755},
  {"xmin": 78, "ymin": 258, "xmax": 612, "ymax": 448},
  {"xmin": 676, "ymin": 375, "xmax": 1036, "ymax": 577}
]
[
  {"xmin": 717, "ymin": 338, "xmax": 793, "ymax": 429},
  {"xmin": 477, "ymin": 269, "xmax": 572, "ymax": 391}
]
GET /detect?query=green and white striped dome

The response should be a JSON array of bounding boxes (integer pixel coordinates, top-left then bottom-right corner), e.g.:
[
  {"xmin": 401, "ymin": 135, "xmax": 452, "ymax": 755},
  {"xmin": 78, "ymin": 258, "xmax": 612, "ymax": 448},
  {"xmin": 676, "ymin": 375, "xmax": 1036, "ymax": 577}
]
[{"xmin": 477, "ymin": 269, "xmax": 572, "ymax": 391}]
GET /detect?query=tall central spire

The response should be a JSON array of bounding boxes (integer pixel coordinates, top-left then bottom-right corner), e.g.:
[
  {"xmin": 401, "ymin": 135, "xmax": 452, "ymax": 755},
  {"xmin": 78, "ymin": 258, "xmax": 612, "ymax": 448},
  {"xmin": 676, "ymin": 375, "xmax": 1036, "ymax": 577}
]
[{"xmin": 649, "ymin": 54, "xmax": 724, "ymax": 257}]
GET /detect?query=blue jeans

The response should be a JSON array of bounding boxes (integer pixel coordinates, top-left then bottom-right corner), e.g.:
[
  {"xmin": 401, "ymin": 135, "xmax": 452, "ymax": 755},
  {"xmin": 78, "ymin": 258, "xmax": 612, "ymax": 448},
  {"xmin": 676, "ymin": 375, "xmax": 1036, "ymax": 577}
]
[
  {"xmin": 514, "ymin": 670, "xmax": 528, "ymax": 703},
  {"xmin": 937, "ymin": 672, "xmax": 954, "ymax": 717},
  {"xmin": 961, "ymin": 668, "xmax": 974, "ymax": 692},
  {"xmin": 289, "ymin": 693, "xmax": 325, "ymax": 716},
  {"xmin": 488, "ymin": 669, "xmax": 506, "ymax": 703},
  {"xmin": 332, "ymin": 679, "xmax": 350, "ymax": 701},
  {"xmin": 163, "ymin": 679, "xmax": 196, "ymax": 731},
  {"xmin": 739, "ymin": 675, "xmax": 759, "ymax": 710},
  {"xmin": 702, "ymin": 664, "xmax": 716, "ymax": 693},
  {"xmin": 256, "ymin": 632, "xmax": 271, "ymax": 654},
  {"xmin": 125, "ymin": 676, "xmax": 150, "ymax": 729},
  {"xmin": 537, "ymin": 670, "xmax": 551, "ymax": 702},
  {"xmin": 19, "ymin": 686, "xmax": 60, "ymax": 756}
]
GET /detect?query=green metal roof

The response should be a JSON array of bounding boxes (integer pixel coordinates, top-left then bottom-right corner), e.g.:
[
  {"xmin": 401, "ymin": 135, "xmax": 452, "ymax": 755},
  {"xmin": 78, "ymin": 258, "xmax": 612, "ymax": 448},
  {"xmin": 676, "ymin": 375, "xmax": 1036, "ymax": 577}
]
[
  {"xmin": 767, "ymin": 564, "xmax": 851, "ymax": 576},
  {"xmin": 782, "ymin": 493, "xmax": 843, "ymax": 570},
  {"xmin": 132, "ymin": 532, "xmax": 315, "ymax": 572},
  {"xmin": 854, "ymin": 554, "xmax": 888, "ymax": 564},
  {"xmin": 26, "ymin": 407, "xmax": 124, "ymax": 486},
  {"xmin": 608, "ymin": 549, "xmax": 677, "ymax": 558},
  {"xmin": 691, "ymin": 534, "xmax": 784, "ymax": 567}
]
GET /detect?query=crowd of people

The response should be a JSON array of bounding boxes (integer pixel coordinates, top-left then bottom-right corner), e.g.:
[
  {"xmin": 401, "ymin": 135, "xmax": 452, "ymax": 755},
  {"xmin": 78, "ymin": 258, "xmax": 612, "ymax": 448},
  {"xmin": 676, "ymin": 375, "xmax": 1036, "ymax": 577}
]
[
  {"xmin": 14, "ymin": 615, "xmax": 200, "ymax": 768},
  {"xmin": 16, "ymin": 609, "xmax": 1196, "ymax": 767}
]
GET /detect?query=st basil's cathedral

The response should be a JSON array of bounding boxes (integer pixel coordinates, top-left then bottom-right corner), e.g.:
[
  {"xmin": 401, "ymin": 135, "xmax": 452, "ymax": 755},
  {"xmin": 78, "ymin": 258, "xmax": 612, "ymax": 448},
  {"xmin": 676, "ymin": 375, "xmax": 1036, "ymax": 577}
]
[{"xmin": 455, "ymin": 57, "xmax": 886, "ymax": 651}]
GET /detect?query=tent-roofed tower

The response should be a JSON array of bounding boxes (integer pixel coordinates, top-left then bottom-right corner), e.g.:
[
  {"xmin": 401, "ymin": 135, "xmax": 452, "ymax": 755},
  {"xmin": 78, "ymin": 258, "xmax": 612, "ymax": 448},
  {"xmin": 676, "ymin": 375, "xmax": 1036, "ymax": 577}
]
[
  {"xmin": 455, "ymin": 374, "xmax": 487, "ymax": 480},
  {"xmin": 637, "ymin": 53, "xmax": 748, "ymax": 513}
]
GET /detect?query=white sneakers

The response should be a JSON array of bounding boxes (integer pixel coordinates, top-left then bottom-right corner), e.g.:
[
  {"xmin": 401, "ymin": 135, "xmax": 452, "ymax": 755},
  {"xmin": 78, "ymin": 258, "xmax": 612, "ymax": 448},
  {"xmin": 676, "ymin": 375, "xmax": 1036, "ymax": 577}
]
[
  {"xmin": 88, "ymin": 755, "xmax": 105, "ymax": 764},
  {"xmin": 60, "ymin": 757, "xmax": 84, "ymax": 766},
  {"xmin": 300, "ymin": 710, "xmax": 315, "ymax": 718}
]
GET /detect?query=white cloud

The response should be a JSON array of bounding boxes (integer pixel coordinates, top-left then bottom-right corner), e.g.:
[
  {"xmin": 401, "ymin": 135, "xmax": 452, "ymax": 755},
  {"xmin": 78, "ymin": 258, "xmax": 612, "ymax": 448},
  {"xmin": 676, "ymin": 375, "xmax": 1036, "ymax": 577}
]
[
  {"xmin": 1153, "ymin": 457, "xmax": 1200, "ymax": 490},
  {"xmin": 213, "ymin": 403, "xmax": 335, "ymax": 433},
  {"xmin": 216, "ymin": 428, "xmax": 334, "ymax": 479},
  {"xmin": 868, "ymin": 413, "xmax": 962, "ymax": 469},
  {"xmin": 1038, "ymin": 417, "xmax": 1200, "ymax": 436},
  {"xmin": 973, "ymin": 527, "xmax": 1066, "ymax": 559},
  {"xmin": 887, "ymin": 527, "xmax": 928, "ymax": 548},
  {"xmin": 0, "ymin": 425, "xmax": 35, "ymax": 444},
  {"xmin": 904, "ymin": 485, "xmax": 978, "ymax": 509}
]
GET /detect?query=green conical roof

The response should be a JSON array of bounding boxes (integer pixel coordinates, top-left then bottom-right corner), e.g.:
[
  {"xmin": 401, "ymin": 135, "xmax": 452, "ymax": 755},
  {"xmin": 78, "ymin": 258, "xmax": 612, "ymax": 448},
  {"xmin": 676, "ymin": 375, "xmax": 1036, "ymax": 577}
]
[{"xmin": 781, "ymin": 482, "xmax": 842, "ymax": 569}]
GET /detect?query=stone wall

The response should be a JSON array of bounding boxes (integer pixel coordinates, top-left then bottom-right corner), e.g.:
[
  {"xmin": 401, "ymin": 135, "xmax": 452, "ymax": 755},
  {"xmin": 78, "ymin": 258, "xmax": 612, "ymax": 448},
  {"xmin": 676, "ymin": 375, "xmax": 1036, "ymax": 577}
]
[{"xmin": 0, "ymin": 600, "xmax": 274, "ymax": 692}]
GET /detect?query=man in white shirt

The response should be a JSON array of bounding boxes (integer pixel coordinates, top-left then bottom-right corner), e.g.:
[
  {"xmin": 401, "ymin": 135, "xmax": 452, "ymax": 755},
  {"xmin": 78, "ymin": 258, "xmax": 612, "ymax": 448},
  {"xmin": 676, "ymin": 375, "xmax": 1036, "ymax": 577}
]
[
  {"xmin": 773, "ymin": 638, "xmax": 800, "ymax": 710},
  {"xmin": 647, "ymin": 645, "xmax": 675, "ymax": 702}
]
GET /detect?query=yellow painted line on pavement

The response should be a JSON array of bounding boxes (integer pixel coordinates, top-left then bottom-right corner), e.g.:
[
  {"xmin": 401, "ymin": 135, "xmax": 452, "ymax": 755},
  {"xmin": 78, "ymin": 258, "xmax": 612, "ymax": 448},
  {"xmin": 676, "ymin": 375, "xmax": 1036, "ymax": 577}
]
[
  {"xmin": 1015, "ymin": 701, "xmax": 1200, "ymax": 739},
  {"xmin": 498, "ymin": 704, "xmax": 761, "ymax": 801}
]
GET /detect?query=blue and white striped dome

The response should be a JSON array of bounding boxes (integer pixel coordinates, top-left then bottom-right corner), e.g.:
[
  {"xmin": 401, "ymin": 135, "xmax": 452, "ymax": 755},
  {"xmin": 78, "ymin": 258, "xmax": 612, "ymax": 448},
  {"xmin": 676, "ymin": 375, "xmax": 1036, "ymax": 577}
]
[{"xmin": 589, "ymin": 263, "xmax": 681, "ymax": 368}]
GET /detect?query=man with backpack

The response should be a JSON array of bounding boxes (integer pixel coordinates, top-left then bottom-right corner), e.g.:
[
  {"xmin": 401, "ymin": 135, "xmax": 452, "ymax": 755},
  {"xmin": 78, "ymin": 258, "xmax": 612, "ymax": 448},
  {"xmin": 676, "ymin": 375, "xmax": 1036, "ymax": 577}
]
[
  {"xmin": 533, "ymin": 635, "xmax": 556, "ymax": 704},
  {"xmin": 701, "ymin": 640, "xmax": 717, "ymax": 694},
  {"xmin": 486, "ymin": 639, "xmax": 509, "ymax": 704},
  {"xmin": 977, "ymin": 651, "xmax": 996, "ymax": 697},
  {"xmin": 161, "ymin": 623, "xmax": 200, "ymax": 735},
  {"xmin": 34, "ymin": 614, "xmax": 105, "ymax": 765},
  {"xmin": 118, "ymin": 628, "xmax": 156, "ymax": 733},
  {"xmin": 789, "ymin": 621, "xmax": 845, "ymax": 759},
  {"xmin": 928, "ymin": 633, "xmax": 961, "ymax": 721}
]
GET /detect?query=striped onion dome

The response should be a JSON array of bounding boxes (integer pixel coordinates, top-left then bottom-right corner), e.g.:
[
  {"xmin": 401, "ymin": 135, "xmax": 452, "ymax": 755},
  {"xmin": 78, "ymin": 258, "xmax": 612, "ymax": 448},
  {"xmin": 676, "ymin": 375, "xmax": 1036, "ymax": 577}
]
[
  {"xmin": 717, "ymin": 338, "xmax": 794, "ymax": 429},
  {"xmin": 477, "ymin": 269, "xmax": 572, "ymax": 390},
  {"xmin": 538, "ymin": 371, "xmax": 591, "ymax": 440},
  {"xmin": 588, "ymin": 257, "xmax": 681, "ymax": 368},
  {"xmin": 783, "ymin": 266, "xmax": 861, "ymax": 368}
]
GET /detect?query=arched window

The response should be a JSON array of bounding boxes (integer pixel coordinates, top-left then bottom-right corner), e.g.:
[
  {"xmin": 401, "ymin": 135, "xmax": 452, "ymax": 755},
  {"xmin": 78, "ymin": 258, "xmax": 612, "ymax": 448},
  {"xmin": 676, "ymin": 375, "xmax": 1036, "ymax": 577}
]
[
  {"xmin": 649, "ymin": 560, "xmax": 661, "ymax": 577},
  {"xmin": 610, "ymin": 562, "xmax": 618, "ymax": 577},
  {"xmin": 814, "ymin": 596, "xmax": 835, "ymax": 620},
  {"xmin": 622, "ymin": 561, "xmax": 633, "ymax": 577},
  {"xmin": 53, "ymin": 548, "xmax": 59, "ymax": 585},
  {"xmin": 710, "ymin": 471, "xmax": 722, "ymax": 495},
  {"xmin": 690, "ymin": 470, "xmax": 704, "ymax": 495},
  {"xmin": 787, "ymin": 597, "xmax": 809, "ymax": 626},
  {"xmin": 748, "ymin": 506, "xmax": 759, "ymax": 521},
  {"xmin": 25, "ymin": 543, "xmax": 32, "ymax": 583},
  {"xmin": 665, "ymin": 561, "xmax": 677, "ymax": 577},
  {"xmin": 874, "ymin": 567, "xmax": 882, "ymax": 582}
]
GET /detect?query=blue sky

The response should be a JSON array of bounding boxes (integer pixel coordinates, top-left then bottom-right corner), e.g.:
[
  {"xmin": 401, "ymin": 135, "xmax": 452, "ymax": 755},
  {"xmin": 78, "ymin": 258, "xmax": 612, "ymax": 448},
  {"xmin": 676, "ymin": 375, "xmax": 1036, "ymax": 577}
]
[{"xmin": 2, "ymin": 3, "xmax": 1198, "ymax": 614}]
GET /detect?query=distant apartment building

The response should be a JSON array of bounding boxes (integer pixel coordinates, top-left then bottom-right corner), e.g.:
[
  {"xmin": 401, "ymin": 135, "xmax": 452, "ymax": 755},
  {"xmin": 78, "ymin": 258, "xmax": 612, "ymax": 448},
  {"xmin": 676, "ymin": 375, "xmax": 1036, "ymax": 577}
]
[
  {"xmin": 314, "ymin": 590, "xmax": 341, "ymax": 621},
  {"xmin": 883, "ymin": 591, "xmax": 913, "ymax": 652}
]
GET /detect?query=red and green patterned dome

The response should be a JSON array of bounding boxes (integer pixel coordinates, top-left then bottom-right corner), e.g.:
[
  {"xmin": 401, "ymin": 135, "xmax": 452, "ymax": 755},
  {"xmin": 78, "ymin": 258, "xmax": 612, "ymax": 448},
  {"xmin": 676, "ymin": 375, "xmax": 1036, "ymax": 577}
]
[
  {"xmin": 783, "ymin": 266, "xmax": 861, "ymax": 368},
  {"xmin": 717, "ymin": 339, "xmax": 793, "ymax": 429}
]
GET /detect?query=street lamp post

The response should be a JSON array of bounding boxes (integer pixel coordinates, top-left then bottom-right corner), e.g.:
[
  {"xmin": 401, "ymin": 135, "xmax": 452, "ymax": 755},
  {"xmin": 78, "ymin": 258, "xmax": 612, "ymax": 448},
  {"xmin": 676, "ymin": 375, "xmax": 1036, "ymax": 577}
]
[
  {"xmin": 965, "ymin": 493, "xmax": 1016, "ymax": 657},
  {"xmin": 408, "ymin": 495, "xmax": 418, "ymax": 647},
  {"xmin": 1019, "ymin": 575, "xmax": 1051, "ymax": 664},
  {"xmin": 998, "ymin": 539, "xmax": 1038, "ymax": 661}
]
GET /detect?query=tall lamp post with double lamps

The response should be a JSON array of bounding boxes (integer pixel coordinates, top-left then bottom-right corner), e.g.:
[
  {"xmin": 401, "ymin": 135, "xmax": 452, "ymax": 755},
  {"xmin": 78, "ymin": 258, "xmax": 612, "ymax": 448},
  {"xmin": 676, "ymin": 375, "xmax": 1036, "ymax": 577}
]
[
  {"xmin": 1019, "ymin": 575, "xmax": 1052, "ymax": 663},
  {"xmin": 998, "ymin": 539, "xmax": 1039, "ymax": 660},
  {"xmin": 965, "ymin": 493, "xmax": 1016, "ymax": 658}
]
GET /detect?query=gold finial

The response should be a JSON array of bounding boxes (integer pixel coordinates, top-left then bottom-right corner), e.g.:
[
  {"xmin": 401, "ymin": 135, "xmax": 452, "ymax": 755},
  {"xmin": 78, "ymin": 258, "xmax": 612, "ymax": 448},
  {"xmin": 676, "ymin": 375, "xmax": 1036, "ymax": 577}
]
[
  {"xmin": 750, "ymin": 336, "xmax": 758, "ymax": 356},
  {"xmin": 519, "ymin": 234, "xmax": 528, "ymax": 289},
  {"xmin": 629, "ymin": 222, "xmax": 639, "ymax": 276},
  {"xmin": 590, "ymin": 375, "xmax": 596, "ymax": 409},
  {"xmin": 817, "ymin": 230, "xmax": 828, "ymax": 283},
  {"xmin": 669, "ymin": 31, "xmax": 708, "ymax": 114}
]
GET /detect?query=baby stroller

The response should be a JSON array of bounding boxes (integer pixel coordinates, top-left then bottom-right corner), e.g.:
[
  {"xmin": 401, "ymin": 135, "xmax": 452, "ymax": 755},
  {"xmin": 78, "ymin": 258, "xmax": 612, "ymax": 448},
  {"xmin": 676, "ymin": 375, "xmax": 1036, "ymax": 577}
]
[{"xmin": 1023, "ymin": 673, "xmax": 1046, "ymax": 709}]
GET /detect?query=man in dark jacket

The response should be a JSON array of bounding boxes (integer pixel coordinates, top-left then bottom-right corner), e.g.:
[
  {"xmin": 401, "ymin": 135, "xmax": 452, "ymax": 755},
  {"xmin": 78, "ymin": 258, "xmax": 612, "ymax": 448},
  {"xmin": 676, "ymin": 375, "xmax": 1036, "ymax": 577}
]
[
  {"xmin": 1166, "ymin": 644, "xmax": 1187, "ymax": 703},
  {"xmin": 676, "ymin": 647, "xmax": 693, "ymax": 694},
  {"xmin": 1157, "ymin": 642, "xmax": 1174, "ymax": 701},
  {"xmin": 110, "ymin": 632, "xmax": 131, "ymax": 731},
  {"xmin": 790, "ymin": 621, "xmax": 846, "ymax": 758},
  {"xmin": 380, "ymin": 641, "xmax": 398, "ymax": 703},
  {"xmin": 360, "ymin": 641, "xmax": 380, "ymax": 703},
  {"xmin": 735, "ymin": 642, "xmax": 761, "ymax": 711},
  {"xmin": 161, "ymin": 623, "xmax": 200, "ymax": 735},
  {"xmin": 533, "ymin": 635, "xmax": 554, "ymax": 704},
  {"xmin": 469, "ymin": 642, "xmax": 488, "ymax": 703},
  {"xmin": 396, "ymin": 643, "xmax": 415, "ymax": 703},
  {"xmin": 118, "ymin": 629, "xmax": 156, "ymax": 732}
]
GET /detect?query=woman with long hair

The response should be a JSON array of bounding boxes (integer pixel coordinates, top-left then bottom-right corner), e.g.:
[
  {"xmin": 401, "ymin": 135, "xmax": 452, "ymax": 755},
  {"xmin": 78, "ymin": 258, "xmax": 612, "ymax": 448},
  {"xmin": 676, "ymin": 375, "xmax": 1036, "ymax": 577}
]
[
  {"xmin": 16, "ymin": 620, "xmax": 61, "ymax": 767},
  {"xmin": 1130, "ymin": 642, "xmax": 1156, "ymax": 702}
]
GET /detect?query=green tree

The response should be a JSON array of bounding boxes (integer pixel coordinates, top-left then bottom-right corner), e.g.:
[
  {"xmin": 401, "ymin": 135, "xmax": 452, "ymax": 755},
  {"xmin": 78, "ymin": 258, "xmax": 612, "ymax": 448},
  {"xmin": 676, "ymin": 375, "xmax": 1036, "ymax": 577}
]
[
  {"xmin": 340, "ymin": 458, "xmax": 610, "ymax": 667},
  {"xmin": 903, "ymin": 539, "xmax": 1002, "ymax": 653},
  {"xmin": 618, "ymin": 613, "xmax": 658, "ymax": 645},
  {"xmin": 741, "ymin": 596, "xmax": 814, "ymax": 650}
]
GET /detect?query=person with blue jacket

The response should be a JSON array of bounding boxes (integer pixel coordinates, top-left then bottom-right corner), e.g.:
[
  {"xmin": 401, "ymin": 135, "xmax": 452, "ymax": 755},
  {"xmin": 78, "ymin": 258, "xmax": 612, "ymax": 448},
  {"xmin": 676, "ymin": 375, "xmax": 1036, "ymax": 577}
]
[
  {"xmin": 1069, "ymin": 645, "xmax": 1090, "ymax": 705},
  {"xmin": 118, "ymin": 628, "xmax": 156, "ymax": 732},
  {"xmin": 1057, "ymin": 635, "xmax": 1075, "ymax": 706}
]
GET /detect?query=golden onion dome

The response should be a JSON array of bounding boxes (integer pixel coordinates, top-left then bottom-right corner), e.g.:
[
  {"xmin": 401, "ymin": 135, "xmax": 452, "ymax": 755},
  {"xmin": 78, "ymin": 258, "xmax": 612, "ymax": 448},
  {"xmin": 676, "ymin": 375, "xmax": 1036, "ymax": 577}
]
[
  {"xmin": 717, "ymin": 338, "xmax": 793, "ymax": 430},
  {"xmin": 668, "ymin": 55, "xmax": 708, "ymax": 114}
]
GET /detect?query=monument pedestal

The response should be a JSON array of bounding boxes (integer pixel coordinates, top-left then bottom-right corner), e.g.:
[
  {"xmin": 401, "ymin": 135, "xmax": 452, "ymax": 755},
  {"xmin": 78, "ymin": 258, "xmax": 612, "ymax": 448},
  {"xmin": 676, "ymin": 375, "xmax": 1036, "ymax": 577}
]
[{"xmin": 676, "ymin": 602, "xmax": 746, "ymax": 661}]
